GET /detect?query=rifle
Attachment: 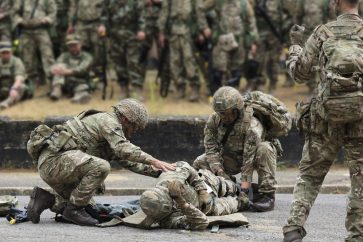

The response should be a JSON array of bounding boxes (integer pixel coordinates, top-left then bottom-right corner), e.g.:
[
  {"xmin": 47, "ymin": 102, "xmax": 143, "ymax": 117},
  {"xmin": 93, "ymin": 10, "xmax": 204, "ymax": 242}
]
[
  {"xmin": 255, "ymin": 0, "xmax": 283, "ymax": 43},
  {"xmin": 156, "ymin": 0, "xmax": 172, "ymax": 98}
]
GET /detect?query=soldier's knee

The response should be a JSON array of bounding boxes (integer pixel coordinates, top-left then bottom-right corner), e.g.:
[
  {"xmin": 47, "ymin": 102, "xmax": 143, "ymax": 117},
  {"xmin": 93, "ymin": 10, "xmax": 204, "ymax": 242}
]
[
  {"xmin": 256, "ymin": 142, "xmax": 276, "ymax": 161},
  {"xmin": 95, "ymin": 159, "xmax": 111, "ymax": 177}
]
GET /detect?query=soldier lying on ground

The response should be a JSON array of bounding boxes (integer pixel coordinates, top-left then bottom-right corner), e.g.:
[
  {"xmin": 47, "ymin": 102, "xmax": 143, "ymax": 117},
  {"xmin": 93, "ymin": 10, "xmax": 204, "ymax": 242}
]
[
  {"xmin": 26, "ymin": 98, "xmax": 175, "ymax": 226},
  {"xmin": 125, "ymin": 161, "xmax": 249, "ymax": 230}
]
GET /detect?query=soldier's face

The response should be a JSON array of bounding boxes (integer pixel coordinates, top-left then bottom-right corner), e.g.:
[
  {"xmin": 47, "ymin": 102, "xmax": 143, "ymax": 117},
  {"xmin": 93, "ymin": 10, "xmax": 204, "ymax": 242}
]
[
  {"xmin": 67, "ymin": 43, "xmax": 82, "ymax": 55},
  {"xmin": 0, "ymin": 51, "xmax": 11, "ymax": 62},
  {"xmin": 217, "ymin": 108, "xmax": 238, "ymax": 125},
  {"xmin": 123, "ymin": 120, "xmax": 140, "ymax": 138}
]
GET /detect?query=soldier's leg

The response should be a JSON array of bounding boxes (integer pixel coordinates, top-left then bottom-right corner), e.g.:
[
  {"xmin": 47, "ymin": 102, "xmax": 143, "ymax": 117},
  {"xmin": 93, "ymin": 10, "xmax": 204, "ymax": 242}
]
[
  {"xmin": 229, "ymin": 44, "xmax": 245, "ymax": 88},
  {"xmin": 283, "ymin": 133, "xmax": 340, "ymax": 239},
  {"xmin": 36, "ymin": 30, "xmax": 55, "ymax": 84},
  {"xmin": 109, "ymin": 39, "xmax": 129, "ymax": 99},
  {"xmin": 90, "ymin": 23, "xmax": 104, "ymax": 77},
  {"xmin": 193, "ymin": 154, "xmax": 212, "ymax": 170},
  {"xmin": 266, "ymin": 44, "xmax": 282, "ymax": 94},
  {"xmin": 210, "ymin": 196, "xmax": 239, "ymax": 216},
  {"xmin": 127, "ymin": 40, "xmax": 145, "ymax": 101},
  {"xmin": 50, "ymin": 76, "xmax": 65, "ymax": 100},
  {"xmin": 71, "ymin": 83, "xmax": 91, "ymax": 104},
  {"xmin": 20, "ymin": 33, "xmax": 37, "ymax": 83},
  {"xmin": 344, "ymin": 131, "xmax": 363, "ymax": 241},
  {"xmin": 169, "ymin": 36, "xmax": 186, "ymax": 99}
]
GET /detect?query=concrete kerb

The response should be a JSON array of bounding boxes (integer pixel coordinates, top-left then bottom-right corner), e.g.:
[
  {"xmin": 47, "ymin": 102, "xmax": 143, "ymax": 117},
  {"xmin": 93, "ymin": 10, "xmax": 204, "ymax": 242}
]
[{"xmin": 0, "ymin": 185, "xmax": 351, "ymax": 196}]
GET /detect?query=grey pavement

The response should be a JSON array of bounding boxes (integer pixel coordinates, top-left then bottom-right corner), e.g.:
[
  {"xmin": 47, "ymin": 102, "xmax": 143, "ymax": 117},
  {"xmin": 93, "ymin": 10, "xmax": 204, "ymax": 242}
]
[
  {"xmin": 0, "ymin": 166, "xmax": 351, "ymax": 195},
  {"xmin": 0, "ymin": 194, "xmax": 348, "ymax": 242}
]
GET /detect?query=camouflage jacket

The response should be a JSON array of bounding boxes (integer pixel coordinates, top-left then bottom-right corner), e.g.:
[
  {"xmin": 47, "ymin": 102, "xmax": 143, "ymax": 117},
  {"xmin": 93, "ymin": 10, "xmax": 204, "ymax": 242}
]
[
  {"xmin": 204, "ymin": 111, "xmax": 265, "ymax": 182},
  {"xmin": 103, "ymin": 0, "xmax": 145, "ymax": 38},
  {"xmin": 199, "ymin": 0, "xmax": 258, "ymax": 42},
  {"xmin": 68, "ymin": 0, "xmax": 106, "ymax": 24},
  {"xmin": 0, "ymin": 0, "xmax": 12, "ymax": 25},
  {"xmin": 45, "ymin": 112, "xmax": 156, "ymax": 168},
  {"xmin": 287, "ymin": 14, "xmax": 363, "ymax": 93},
  {"xmin": 56, "ymin": 51, "xmax": 93, "ymax": 78},
  {"xmin": 13, "ymin": 0, "xmax": 57, "ymax": 28},
  {"xmin": 0, "ymin": 56, "xmax": 27, "ymax": 88}
]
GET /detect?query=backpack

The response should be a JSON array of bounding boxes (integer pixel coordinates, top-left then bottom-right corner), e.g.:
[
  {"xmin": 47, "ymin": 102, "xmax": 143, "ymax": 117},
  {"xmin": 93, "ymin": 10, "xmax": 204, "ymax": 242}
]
[
  {"xmin": 317, "ymin": 23, "xmax": 363, "ymax": 123},
  {"xmin": 0, "ymin": 195, "xmax": 18, "ymax": 217},
  {"xmin": 244, "ymin": 91, "xmax": 292, "ymax": 138}
]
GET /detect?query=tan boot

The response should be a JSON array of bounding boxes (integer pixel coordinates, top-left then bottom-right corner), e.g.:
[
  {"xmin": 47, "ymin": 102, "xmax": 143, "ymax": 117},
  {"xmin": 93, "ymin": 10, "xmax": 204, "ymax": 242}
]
[
  {"xmin": 50, "ymin": 85, "xmax": 62, "ymax": 101},
  {"xmin": 120, "ymin": 85, "xmax": 130, "ymax": 100},
  {"xmin": 71, "ymin": 91, "xmax": 92, "ymax": 104},
  {"xmin": 131, "ymin": 85, "xmax": 144, "ymax": 102},
  {"xmin": 0, "ymin": 96, "xmax": 15, "ymax": 110},
  {"xmin": 188, "ymin": 85, "xmax": 200, "ymax": 102}
]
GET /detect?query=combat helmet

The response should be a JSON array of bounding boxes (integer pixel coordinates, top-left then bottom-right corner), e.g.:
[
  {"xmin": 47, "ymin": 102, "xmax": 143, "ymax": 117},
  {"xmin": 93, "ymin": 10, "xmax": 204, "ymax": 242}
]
[
  {"xmin": 212, "ymin": 86, "xmax": 244, "ymax": 112},
  {"xmin": 113, "ymin": 98, "xmax": 148, "ymax": 129},
  {"xmin": 139, "ymin": 186, "xmax": 174, "ymax": 226}
]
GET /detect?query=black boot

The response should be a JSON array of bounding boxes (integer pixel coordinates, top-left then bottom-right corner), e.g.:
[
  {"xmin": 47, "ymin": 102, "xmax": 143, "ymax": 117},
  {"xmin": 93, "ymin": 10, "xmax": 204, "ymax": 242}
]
[
  {"xmin": 62, "ymin": 202, "xmax": 98, "ymax": 226},
  {"xmin": 27, "ymin": 186, "xmax": 55, "ymax": 224},
  {"xmin": 283, "ymin": 230, "xmax": 303, "ymax": 242},
  {"xmin": 252, "ymin": 193, "xmax": 275, "ymax": 212}
]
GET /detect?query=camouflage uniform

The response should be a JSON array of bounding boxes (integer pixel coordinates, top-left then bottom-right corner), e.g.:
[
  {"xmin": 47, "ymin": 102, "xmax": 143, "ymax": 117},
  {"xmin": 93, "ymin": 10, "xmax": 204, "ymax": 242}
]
[
  {"xmin": 140, "ymin": 161, "xmax": 241, "ymax": 230},
  {"xmin": 0, "ymin": 0, "xmax": 12, "ymax": 41},
  {"xmin": 13, "ymin": 0, "xmax": 56, "ymax": 85},
  {"xmin": 51, "ymin": 37, "xmax": 93, "ymax": 102},
  {"xmin": 157, "ymin": 0, "xmax": 202, "ymax": 99},
  {"xmin": 283, "ymin": 14, "xmax": 363, "ymax": 241},
  {"xmin": 53, "ymin": 0, "xmax": 70, "ymax": 57},
  {"xmin": 33, "ymin": 105, "xmax": 160, "ymax": 214},
  {"xmin": 198, "ymin": 0, "xmax": 258, "ymax": 89},
  {"xmin": 193, "ymin": 111, "xmax": 277, "ymax": 194},
  {"xmin": 68, "ymin": 0, "xmax": 106, "ymax": 76},
  {"xmin": 103, "ymin": 0, "xmax": 146, "ymax": 96},
  {"xmin": 251, "ymin": 0, "xmax": 294, "ymax": 93}
]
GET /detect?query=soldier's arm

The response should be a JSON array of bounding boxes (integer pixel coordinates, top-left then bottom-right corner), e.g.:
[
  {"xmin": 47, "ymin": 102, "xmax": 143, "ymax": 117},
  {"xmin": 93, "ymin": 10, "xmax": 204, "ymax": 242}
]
[
  {"xmin": 244, "ymin": 0, "xmax": 259, "ymax": 42},
  {"xmin": 68, "ymin": 0, "xmax": 77, "ymax": 26},
  {"xmin": 240, "ymin": 117, "xmax": 263, "ymax": 183},
  {"xmin": 45, "ymin": 0, "xmax": 57, "ymax": 25},
  {"xmin": 117, "ymin": 160, "xmax": 161, "ymax": 178},
  {"xmin": 195, "ymin": 0, "xmax": 211, "ymax": 32},
  {"xmin": 11, "ymin": 0, "xmax": 22, "ymax": 28},
  {"xmin": 204, "ymin": 114, "xmax": 224, "ymax": 175},
  {"xmin": 69, "ymin": 53, "xmax": 93, "ymax": 76},
  {"xmin": 180, "ymin": 162, "xmax": 208, "ymax": 191},
  {"xmin": 286, "ymin": 26, "xmax": 323, "ymax": 83},
  {"xmin": 137, "ymin": 1, "xmax": 146, "ymax": 32}
]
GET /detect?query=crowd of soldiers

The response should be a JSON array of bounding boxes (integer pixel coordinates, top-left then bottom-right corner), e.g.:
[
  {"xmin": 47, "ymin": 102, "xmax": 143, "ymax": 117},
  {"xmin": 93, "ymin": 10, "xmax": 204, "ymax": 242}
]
[{"xmin": 2, "ymin": 0, "xmax": 362, "ymax": 110}]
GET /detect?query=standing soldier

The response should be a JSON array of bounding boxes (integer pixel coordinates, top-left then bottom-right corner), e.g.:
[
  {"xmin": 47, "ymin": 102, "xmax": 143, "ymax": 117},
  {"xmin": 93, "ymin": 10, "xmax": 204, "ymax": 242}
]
[
  {"xmin": 283, "ymin": 0, "xmax": 363, "ymax": 241},
  {"xmin": 12, "ymin": 0, "xmax": 57, "ymax": 86},
  {"xmin": 53, "ymin": 0, "xmax": 70, "ymax": 58},
  {"xmin": 49, "ymin": 34, "xmax": 93, "ymax": 104},
  {"xmin": 0, "ymin": 41, "xmax": 31, "ymax": 109},
  {"xmin": 158, "ymin": 0, "xmax": 203, "ymax": 102},
  {"xmin": 248, "ymin": 0, "xmax": 295, "ymax": 93},
  {"xmin": 0, "ymin": 0, "xmax": 12, "ymax": 41},
  {"xmin": 199, "ymin": 0, "xmax": 259, "ymax": 93},
  {"xmin": 103, "ymin": 0, "xmax": 146, "ymax": 101},
  {"xmin": 68, "ymin": 0, "xmax": 106, "ymax": 81}
]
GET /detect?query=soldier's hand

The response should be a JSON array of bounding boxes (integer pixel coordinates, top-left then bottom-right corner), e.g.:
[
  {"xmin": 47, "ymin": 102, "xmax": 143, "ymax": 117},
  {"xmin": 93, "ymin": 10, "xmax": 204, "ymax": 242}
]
[
  {"xmin": 203, "ymin": 28, "xmax": 212, "ymax": 39},
  {"xmin": 198, "ymin": 190, "xmax": 213, "ymax": 214},
  {"xmin": 98, "ymin": 25, "xmax": 106, "ymax": 37},
  {"xmin": 290, "ymin": 24, "xmax": 305, "ymax": 46},
  {"xmin": 137, "ymin": 31, "xmax": 146, "ymax": 41},
  {"xmin": 250, "ymin": 43, "xmax": 257, "ymax": 56},
  {"xmin": 9, "ymin": 88, "xmax": 19, "ymax": 100},
  {"xmin": 159, "ymin": 33, "xmax": 165, "ymax": 47},
  {"xmin": 151, "ymin": 159, "xmax": 176, "ymax": 171}
]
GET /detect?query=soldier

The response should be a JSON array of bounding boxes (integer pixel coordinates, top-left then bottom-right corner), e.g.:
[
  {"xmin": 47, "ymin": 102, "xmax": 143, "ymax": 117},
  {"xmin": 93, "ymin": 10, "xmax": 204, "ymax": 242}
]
[
  {"xmin": 103, "ymin": 0, "xmax": 147, "ymax": 101},
  {"xmin": 26, "ymin": 98, "xmax": 175, "ymax": 226},
  {"xmin": 12, "ymin": 0, "xmax": 56, "ymax": 86},
  {"xmin": 247, "ymin": 0, "xmax": 295, "ymax": 93},
  {"xmin": 0, "ymin": 41, "xmax": 31, "ymax": 109},
  {"xmin": 0, "ymin": 0, "xmax": 12, "ymax": 41},
  {"xmin": 193, "ymin": 87, "xmax": 288, "ymax": 212},
  {"xmin": 53, "ymin": 0, "xmax": 70, "ymax": 58},
  {"xmin": 68, "ymin": 0, "xmax": 107, "ymax": 80},
  {"xmin": 198, "ymin": 0, "xmax": 259, "ymax": 93},
  {"xmin": 49, "ymin": 34, "xmax": 93, "ymax": 104},
  {"xmin": 283, "ymin": 0, "xmax": 363, "ymax": 241},
  {"xmin": 131, "ymin": 161, "xmax": 248, "ymax": 230},
  {"xmin": 158, "ymin": 0, "xmax": 203, "ymax": 102}
]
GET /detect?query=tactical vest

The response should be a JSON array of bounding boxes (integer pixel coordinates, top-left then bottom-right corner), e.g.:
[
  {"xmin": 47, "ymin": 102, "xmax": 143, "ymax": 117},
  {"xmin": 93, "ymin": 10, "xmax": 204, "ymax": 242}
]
[{"xmin": 74, "ymin": 0, "xmax": 104, "ymax": 22}]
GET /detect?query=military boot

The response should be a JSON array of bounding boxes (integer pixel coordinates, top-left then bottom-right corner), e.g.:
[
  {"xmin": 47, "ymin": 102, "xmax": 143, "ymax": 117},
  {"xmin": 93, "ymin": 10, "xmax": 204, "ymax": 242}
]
[
  {"xmin": 0, "ymin": 96, "xmax": 15, "ymax": 110},
  {"xmin": 50, "ymin": 85, "xmax": 62, "ymax": 101},
  {"xmin": 175, "ymin": 84, "xmax": 186, "ymax": 100},
  {"xmin": 71, "ymin": 91, "xmax": 92, "ymax": 104},
  {"xmin": 168, "ymin": 180, "xmax": 187, "ymax": 207},
  {"xmin": 120, "ymin": 84, "xmax": 130, "ymax": 100},
  {"xmin": 188, "ymin": 85, "xmax": 200, "ymax": 102},
  {"xmin": 131, "ymin": 84, "xmax": 144, "ymax": 102},
  {"xmin": 62, "ymin": 202, "xmax": 98, "ymax": 226},
  {"xmin": 27, "ymin": 186, "xmax": 55, "ymax": 224},
  {"xmin": 283, "ymin": 230, "xmax": 303, "ymax": 242},
  {"xmin": 251, "ymin": 193, "xmax": 275, "ymax": 212}
]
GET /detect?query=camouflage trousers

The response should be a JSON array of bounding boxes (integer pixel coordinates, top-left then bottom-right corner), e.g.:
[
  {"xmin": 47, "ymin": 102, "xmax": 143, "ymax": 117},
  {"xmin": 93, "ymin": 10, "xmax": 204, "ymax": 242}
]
[
  {"xmin": 20, "ymin": 29, "xmax": 55, "ymax": 83},
  {"xmin": 52, "ymin": 75, "xmax": 89, "ymax": 96},
  {"xmin": 283, "ymin": 119, "xmax": 363, "ymax": 241},
  {"xmin": 75, "ymin": 21, "xmax": 103, "ymax": 75},
  {"xmin": 140, "ymin": 26, "xmax": 159, "ymax": 80},
  {"xmin": 37, "ymin": 149, "xmax": 110, "ymax": 213},
  {"xmin": 0, "ymin": 21, "xmax": 11, "ymax": 41},
  {"xmin": 0, "ymin": 82, "xmax": 26, "ymax": 101},
  {"xmin": 169, "ymin": 34, "xmax": 200, "ymax": 87},
  {"xmin": 194, "ymin": 141, "xmax": 277, "ymax": 194}
]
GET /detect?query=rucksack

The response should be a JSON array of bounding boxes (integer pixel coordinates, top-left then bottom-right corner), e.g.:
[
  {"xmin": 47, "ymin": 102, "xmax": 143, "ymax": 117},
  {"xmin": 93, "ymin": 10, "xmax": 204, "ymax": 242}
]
[
  {"xmin": 317, "ymin": 23, "xmax": 363, "ymax": 123},
  {"xmin": 0, "ymin": 195, "xmax": 18, "ymax": 217},
  {"xmin": 244, "ymin": 91, "xmax": 292, "ymax": 138}
]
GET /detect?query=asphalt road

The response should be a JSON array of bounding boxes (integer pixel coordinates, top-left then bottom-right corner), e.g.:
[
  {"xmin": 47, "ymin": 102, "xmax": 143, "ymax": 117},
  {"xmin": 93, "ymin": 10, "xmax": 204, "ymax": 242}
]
[{"xmin": 0, "ymin": 194, "xmax": 347, "ymax": 242}]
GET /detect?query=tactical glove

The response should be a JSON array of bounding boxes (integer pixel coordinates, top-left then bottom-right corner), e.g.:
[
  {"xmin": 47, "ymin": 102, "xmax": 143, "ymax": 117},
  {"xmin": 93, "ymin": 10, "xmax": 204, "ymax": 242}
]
[{"xmin": 290, "ymin": 24, "xmax": 305, "ymax": 46}]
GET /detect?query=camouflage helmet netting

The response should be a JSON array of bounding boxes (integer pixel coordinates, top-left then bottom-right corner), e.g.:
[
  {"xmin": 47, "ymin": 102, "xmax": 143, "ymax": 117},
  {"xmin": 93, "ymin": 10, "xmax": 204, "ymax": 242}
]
[
  {"xmin": 212, "ymin": 87, "xmax": 244, "ymax": 112},
  {"xmin": 140, "ymin": 187, "xmax": 173, "ymax": 221},
  {"xmin": 113, "ymin": 98, "xmax": 149, "ymax": 129}
]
